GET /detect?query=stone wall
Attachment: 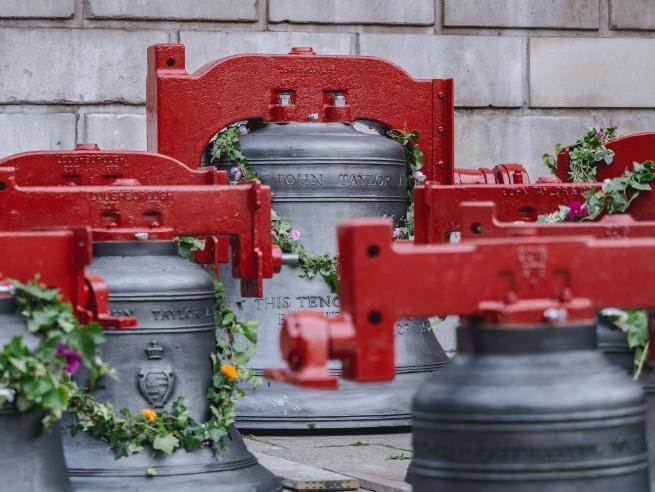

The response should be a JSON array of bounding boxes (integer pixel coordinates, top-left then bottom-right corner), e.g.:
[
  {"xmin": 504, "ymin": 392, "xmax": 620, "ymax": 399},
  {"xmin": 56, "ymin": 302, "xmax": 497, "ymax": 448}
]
[{"xmin": 1, "ymin": 0, "xmax": 654, "ymax": 179}]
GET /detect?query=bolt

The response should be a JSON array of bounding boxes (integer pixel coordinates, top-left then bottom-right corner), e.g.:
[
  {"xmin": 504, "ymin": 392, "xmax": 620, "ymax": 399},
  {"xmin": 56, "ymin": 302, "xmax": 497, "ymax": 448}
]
[
  {"xmin": 278, "ymin": 92, "xmax": 292, "ymax": 106},
  {"xmin": 134, "ymin": 232, "xmax": 149, "ymax": 241},
  {"xmin": 438, "ymin": 91, "xmax": 445, "ymax": 99},
  {"xmin": 438, "ymin": 126, "xmax": 445, "ymax": 134},
  {"xmin": 437, "ymin": 160, "xmax": 445, "ymax": 169},
  {"xmin": 0, "ymin": 284, "xmax": 16, "ymax": 297},
  {"xmin": 543, "ymin": 307, "xmax": 567, "ymax": 323},
  {"xmin": 332, "ymin": 93, "xmax": 346, "ymax": 107},
  {"xmin": 307, "ymin": 113, "xmax": 319, "ymax": 120}
]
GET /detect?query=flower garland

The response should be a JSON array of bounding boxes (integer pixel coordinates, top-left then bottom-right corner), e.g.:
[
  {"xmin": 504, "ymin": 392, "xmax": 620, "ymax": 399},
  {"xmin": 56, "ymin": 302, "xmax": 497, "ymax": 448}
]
[
  {"xmin": 210, "ymin": 123, "xmax": 425, "ymax": 291},
  {"xmin": 1, "ymin": 247, "xmax": 258, "ymax": 467},
  {"xmin": 538, "ymin": 159, "xmax": 655, "ymax": 377},
  {"xmin": 542, "ymin": 127, "xmax": 616, "ymax": 182},
  {"xmin": 0, "ymin": 278, "xmax": 110, "ymax": 428}
]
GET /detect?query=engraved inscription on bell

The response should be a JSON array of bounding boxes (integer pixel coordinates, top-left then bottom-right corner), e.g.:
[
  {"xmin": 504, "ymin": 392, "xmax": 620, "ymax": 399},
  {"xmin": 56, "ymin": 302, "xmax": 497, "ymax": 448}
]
[{"xmin": 138, "ymin": 368, "xmax": 175, "ymax": 408}]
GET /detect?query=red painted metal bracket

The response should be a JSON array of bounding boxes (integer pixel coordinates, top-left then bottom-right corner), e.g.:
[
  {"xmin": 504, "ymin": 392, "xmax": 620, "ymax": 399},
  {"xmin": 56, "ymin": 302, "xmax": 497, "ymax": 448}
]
[
  {"xmin": 413, "ymin": 181, "xmax": 595, "ymax": 244},
  {"xmin": 0, "ymin": 228, "xmax": 135, "ymax": 328},
  {"xmin": 146, "ymin": 44, "xmax": 455, "ymax": 183},
  {"xmin": 266, "ymin": 217, "xmax": 655, "ymax": 388},
  {"xmin": 0, "ymin": 165, "xmax": 276, "ymax": 297},
  {"xmin": 557, "ymin": 131, "xmax": 655, "ymax": 182},
  {"xmin": 0, "ymin": 145, "xmax": 227, "ymax": 186}
]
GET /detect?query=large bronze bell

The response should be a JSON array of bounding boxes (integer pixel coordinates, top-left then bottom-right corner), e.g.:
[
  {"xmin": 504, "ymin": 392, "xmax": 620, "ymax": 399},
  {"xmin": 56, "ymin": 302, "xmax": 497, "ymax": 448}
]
[
  {"xmin": 407, "ymin": 322, "xmax": 650, "ymax": 491},
  {"xmin": 0, "ymin": 294, "xmax": 71, "ymax": 491},
  {"xmin": 63, "ymin": 242, "xmax": 280, "ymax": 491},
  {"xmin": 216, "ymin": 121, "xmax": 449, "ymax": 430},
  {"xmin": 597, "ymin": 316, "xmax": 655, "ymax": 488}
]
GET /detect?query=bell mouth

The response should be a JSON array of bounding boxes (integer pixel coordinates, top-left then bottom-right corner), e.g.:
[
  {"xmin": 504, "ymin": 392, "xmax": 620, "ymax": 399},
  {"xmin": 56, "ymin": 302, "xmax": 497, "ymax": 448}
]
[
  {"xmin": 457, "ymin": 323, "xmax": 597, "ymax": 355},
  {"xmin": 92, "ymin": 241, "xmax": 178, "ymax": 258}
]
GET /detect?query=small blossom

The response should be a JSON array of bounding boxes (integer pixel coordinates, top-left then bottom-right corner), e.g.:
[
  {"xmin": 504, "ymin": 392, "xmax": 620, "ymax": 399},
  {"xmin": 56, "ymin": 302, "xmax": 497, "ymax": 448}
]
[
  {"xmin": 56, "ymin": 342, "xmax": 82, "ymax": 375},
  {"xmin": 566, "ymin": 201, "xmax": 588, "ymax": 221},
  {"xmin": 238, "ymin": 126, "xmax": 248, "ymax": 136},
  {"xmin": 220, "ymin": 364, "xmax": 239, "ymax": 380},
  {"xmin": 412, "ymin": 170, "xmax": 426, "ymax": 183},
  {"xmin": 289, "ymin": 228, "xmax": 301, "ymax": 241},
  {"xmin": 230, "ymin": 166, "xmax": 243, "ymax": 181},
  {"xmin": 595, "ymin": 130, "xmax": 603, "ymax": 138},
  {"xmin": 141, "ymin": 408, "xmax": 157, "ymax": 421},
  {"xmin": 392, "ymin": 228, "xmax": 401, "ymax": 239},
  {"xmin": 0, "ymin": 388, "xmax": 14, "ymax": 403}
]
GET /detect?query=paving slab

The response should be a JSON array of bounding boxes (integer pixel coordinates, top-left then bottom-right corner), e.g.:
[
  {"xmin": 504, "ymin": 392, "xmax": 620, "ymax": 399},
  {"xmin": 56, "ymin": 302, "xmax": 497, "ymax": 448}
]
[
  {"xmin": 253, "ymin": 452, "xmax": 360, "ymax": 491},
  {"xmin": 246, "ymin": 433, "xmax": 412, "ymax": 492}
]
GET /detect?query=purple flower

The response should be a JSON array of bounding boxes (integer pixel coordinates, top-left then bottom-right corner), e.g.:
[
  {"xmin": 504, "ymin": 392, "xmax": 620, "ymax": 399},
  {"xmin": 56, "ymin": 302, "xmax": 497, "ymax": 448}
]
[
  {"xmin": 392, "ymin": 228, "xmax": 401, "ymax": 239},
  {"xmin": 412, "ymin": 170, "xmax": 426, "ymax": 183},
  {"xmin": 289, "ymin": 229, "xmax": 301, "ymax": 241},
  {"xmin": 595, "ymin": 130, "xmax": 603, "ymax": 137},
  {"xmin": 238, "ymin": 126, "xmax": 248, "ymax": 136},
  {"xmin": 56, "ymin": 343, "xmax": 82, "ymax": 375},
  {"xmin": 230, "ymin": 166, "xmax": 243, "ymax": 181},
  {"xmin": 566, "ymin": 201, "xmax": 588, "ymax": 221}
]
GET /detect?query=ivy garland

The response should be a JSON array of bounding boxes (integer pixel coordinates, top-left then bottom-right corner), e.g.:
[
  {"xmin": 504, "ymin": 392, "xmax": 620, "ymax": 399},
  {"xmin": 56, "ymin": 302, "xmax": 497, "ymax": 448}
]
[
  {"xmin": 0, "ymin": 278, "xmax": 110, "ymax": 428},
  {"xmin": 210, "ymin": 123, "xmax": 425, "ymax": 291},
  {"xmin": 538, "ymin": 159, "xmax": 655, "ymax": 377},
  {"xmin": 0, "ymin": 244, "xmax": 259, "ymax": 469},
  {"xmin": 542, "ymin": 127, "xmax": 616, "ymax": 182}
]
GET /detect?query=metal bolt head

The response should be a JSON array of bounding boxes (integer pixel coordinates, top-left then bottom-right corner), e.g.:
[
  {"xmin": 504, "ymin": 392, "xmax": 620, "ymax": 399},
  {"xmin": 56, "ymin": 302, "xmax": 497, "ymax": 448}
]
[
  {"xmin": 543, "ymin": 307, "xmax": 567, "ymax": 323},
  {"xmin": 278, "ymin": 92, "xmax": 292, "ymax": 106},
  {"xmin": 332, "ymin": 93, "xmax": 346, "ymax": 107},
  {"xmin": 134, "ymin": 232, "xmax": 149, "ymax": 241},
  {"xmin": 307, "ymin": 113, "xmax": 319, "ymax": 120},
  {"xmin": 0, "ymin": 283, "xmax": 16, "ymax": 297}
]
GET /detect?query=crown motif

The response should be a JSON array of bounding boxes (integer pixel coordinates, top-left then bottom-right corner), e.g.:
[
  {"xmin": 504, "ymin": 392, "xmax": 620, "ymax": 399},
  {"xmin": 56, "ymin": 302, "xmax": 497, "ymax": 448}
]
[{"xmin": 145, "ymin": 341, "xmax": 164, "ymax": 360}]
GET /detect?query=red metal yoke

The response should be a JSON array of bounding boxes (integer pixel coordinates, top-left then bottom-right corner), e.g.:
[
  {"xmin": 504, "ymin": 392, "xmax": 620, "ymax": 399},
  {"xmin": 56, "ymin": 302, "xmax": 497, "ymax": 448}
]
[
  {"xmin": 0, "ymin": 160, "xmax": 279, "ymax": 297},
  {"xmin": 0, "ymin": 228, "xmax": 134, "ymax": 328},
  {"xmin": 266, "ymin": 217, "xmax": 655, "ymax": 388},
  {"xmin": 0, "ymin": 144, "xmax": 227, "ymax": 187},
  {"xmin": 146, "ymin": 44, "xmax": 455, "ymax": 182}
]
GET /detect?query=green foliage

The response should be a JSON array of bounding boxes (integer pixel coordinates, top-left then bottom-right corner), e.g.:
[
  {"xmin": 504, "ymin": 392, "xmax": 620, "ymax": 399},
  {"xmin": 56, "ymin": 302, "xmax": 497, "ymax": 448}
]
[
  {"xmin": 388, "ymin": 128, "xmax": 426, "ymax": 239},
  {"xmin": 542, "ymin": 127, "xmax": 616, "ymax": 182},
  {"xmin": 174, "ymin": 236, "xmax": 206, "ymax": 260},
  {"xmin": 583, "ymin": 160, "xmax": 655, "ymax": 220},
  {"xmin": 210, "ymin": 124, "xmax": 259, "ymax": 184},
  {"xmin": 208, "ymin": 278, "xmax": 260, "ymax": 443},
  {"xmin": 271, "ymin": 211, "xmax": 338, "ymax": 292},
  {"xmin": 0, "ymin": 278, "xmax": 110, "ymax": 427},
  {"xmin": 599, "ymin": 309, "xmax": 649, "ymax": 376},
  {"xmin": 538, "ymin": 160, "xmax": 655, "ymax": 377},
  {"xmin": 538, "ymin": 161, "xmax": 655, "ymax": 223}
]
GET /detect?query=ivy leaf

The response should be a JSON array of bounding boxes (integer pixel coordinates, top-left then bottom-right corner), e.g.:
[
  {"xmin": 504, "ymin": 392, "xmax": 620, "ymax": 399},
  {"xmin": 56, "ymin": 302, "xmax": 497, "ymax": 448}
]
[{"xmin": 153, "ymin": 434, "xmax": 179, "ymax": 455}]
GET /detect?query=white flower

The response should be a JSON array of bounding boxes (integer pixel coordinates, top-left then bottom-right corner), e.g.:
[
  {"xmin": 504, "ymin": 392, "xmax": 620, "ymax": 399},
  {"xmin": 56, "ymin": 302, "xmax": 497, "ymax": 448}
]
[
  {"xmin": 0, "ymin": 388, "xmax": 14, "ymax": 403},
  {"xmin": 600, "ymin": 308, "xmax": 630, "ymax": 332}
]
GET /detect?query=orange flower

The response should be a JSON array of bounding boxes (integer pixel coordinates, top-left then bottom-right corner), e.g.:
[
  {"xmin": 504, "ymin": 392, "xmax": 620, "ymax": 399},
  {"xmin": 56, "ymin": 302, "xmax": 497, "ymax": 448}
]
[
  {"xmin": 141, "ymin": 408, "xmax": 157, "ymax": 421},
  {"xmin": 220, "ymin": 364, "xmax": 239, "ymax": 380}
]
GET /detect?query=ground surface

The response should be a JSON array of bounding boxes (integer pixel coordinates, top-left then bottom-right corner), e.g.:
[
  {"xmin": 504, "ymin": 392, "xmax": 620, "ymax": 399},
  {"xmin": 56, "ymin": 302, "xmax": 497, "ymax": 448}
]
[{"xmin": 245, "ymin": 433, "xmax": 412, "ymax": 491}]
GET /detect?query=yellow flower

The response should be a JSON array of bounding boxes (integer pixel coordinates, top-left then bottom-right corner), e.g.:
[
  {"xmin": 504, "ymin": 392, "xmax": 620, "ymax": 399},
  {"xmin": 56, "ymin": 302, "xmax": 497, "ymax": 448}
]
[
  {"xmin": 220, "ymin": 364, "xmax": 239, "ymax": 380},
  {"xmin": 141, "ymin": 408, "xmax": 157, "ymax": 421}
]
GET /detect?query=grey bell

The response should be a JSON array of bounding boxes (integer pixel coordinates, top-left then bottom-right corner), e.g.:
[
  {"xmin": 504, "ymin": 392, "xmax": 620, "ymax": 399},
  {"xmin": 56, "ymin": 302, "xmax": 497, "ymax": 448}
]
[
  {"xmin": 0, "ymin": 296, "xmax": 72, "ymax": 491},
  {"xmin": 63, "ymin": 241, "xmax": 280, "ymax": 491},
  {"xmin": 406, "ymin": 322, "xmax": 650, "ymax": 491},
  {"xmin": 214, "ymin": 122, "xmax": 449, "ymax": 431}
]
